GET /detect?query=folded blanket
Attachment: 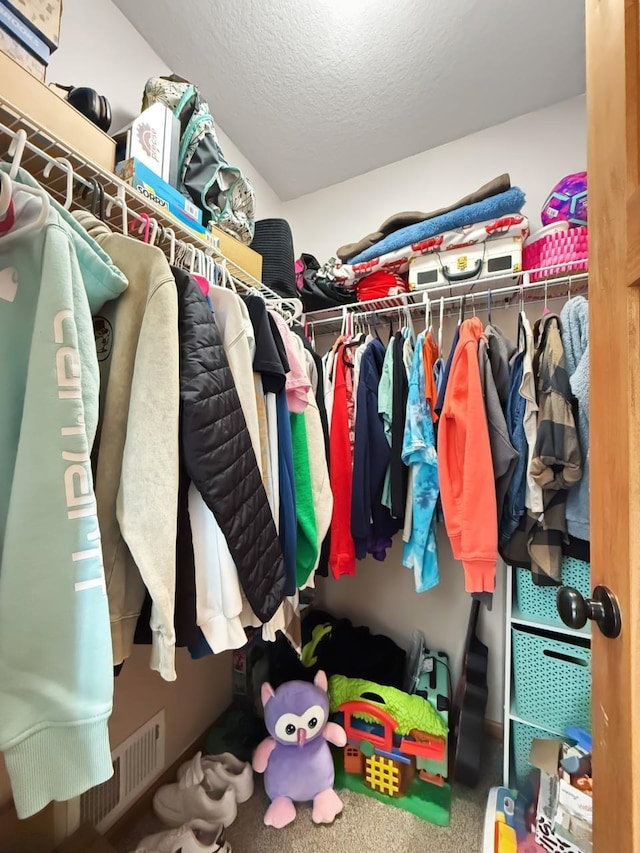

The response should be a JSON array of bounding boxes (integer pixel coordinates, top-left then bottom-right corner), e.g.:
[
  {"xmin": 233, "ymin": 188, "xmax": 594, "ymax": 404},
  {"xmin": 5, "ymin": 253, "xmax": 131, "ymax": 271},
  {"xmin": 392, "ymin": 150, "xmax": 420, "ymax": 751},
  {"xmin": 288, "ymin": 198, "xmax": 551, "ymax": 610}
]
[
  {"xmin": 348, "ymin": 187, "xmax": 526, "ymax": 265},
  {"xmin": 345, "ymin": 214, "xmax": 529, "ymax": 283},
  {"xmin": 337, "ymin": 174, "xmax": 511, "ymax": 262}
]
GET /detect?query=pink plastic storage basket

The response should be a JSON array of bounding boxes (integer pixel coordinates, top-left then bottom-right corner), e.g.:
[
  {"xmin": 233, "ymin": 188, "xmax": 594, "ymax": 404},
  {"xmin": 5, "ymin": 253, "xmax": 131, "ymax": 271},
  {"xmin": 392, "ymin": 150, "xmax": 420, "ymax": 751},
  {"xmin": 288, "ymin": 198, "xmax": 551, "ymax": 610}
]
[{"xmin": 522, "ymin": 226, "xmax": 588, "ymax": 282}]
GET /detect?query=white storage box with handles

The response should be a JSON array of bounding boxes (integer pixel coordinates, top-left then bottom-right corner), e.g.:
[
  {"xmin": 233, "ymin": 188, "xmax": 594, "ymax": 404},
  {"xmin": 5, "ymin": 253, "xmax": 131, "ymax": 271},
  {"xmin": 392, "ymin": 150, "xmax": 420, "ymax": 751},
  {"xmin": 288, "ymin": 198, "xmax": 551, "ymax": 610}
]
[{"xmin": 409, "ymin": 232, "xmax": 523, "ymax": 289}]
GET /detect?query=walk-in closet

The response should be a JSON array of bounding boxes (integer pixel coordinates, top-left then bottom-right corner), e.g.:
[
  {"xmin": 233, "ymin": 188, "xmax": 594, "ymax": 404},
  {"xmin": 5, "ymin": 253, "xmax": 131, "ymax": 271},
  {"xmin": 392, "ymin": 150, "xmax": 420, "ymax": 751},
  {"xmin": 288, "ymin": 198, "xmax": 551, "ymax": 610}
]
[{"xmin": 0, "ymin": 1, "xmax": 637, "ymax": 852}]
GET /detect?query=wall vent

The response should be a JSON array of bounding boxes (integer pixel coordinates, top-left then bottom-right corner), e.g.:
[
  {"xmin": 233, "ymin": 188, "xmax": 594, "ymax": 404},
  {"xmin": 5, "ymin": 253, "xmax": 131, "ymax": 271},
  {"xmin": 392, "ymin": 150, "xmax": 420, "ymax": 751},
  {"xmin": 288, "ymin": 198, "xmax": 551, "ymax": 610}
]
[{"xmin": 78, "ymin": 709, "xmax": 165, "ymax": 834}]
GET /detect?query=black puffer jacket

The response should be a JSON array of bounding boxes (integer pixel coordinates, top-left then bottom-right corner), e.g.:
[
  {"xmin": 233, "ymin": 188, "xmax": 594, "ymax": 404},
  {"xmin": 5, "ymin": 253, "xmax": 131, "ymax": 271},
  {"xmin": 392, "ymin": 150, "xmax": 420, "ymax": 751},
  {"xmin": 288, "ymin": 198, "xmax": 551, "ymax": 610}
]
[{"xmin": 173, "ymin": 268, "xmax": 285, "ymax": 622}]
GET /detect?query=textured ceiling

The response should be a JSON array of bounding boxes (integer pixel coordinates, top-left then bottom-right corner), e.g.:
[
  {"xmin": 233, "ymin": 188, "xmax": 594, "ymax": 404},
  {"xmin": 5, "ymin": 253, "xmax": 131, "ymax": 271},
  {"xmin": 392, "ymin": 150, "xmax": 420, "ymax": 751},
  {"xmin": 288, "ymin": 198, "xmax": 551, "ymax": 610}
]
[{"xmin": 113, "ymin": 0, "xmax": 586, "ymax": 200}]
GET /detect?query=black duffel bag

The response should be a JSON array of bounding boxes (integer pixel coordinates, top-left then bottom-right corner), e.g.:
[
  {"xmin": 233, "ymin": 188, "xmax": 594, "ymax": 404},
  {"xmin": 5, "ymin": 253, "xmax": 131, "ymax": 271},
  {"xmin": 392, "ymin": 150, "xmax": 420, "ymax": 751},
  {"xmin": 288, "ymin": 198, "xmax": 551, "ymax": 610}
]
[{"xmin": 296, "ymin": 253, "xmax": 356, "ymax": 312}]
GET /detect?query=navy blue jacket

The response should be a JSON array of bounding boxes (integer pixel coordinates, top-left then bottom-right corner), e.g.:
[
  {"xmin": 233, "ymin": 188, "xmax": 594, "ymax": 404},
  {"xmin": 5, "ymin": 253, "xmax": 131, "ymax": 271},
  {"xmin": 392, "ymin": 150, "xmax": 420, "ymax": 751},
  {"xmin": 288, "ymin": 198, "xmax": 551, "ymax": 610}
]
[{"xmin": 351, "ymin": 339, "xmax": 401, "ymax": 560}]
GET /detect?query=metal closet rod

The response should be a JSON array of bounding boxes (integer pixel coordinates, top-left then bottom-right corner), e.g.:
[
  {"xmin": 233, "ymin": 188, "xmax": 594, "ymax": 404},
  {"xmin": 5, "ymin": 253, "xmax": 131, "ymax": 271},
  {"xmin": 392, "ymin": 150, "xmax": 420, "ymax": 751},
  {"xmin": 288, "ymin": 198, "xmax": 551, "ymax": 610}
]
[
  {"xmin": 306, "ymin": 275, "xmax": 587, "ymax": 329},
  {"xmin": 0, "ymin": 118, "xmax": 301, "ymax": 316}
]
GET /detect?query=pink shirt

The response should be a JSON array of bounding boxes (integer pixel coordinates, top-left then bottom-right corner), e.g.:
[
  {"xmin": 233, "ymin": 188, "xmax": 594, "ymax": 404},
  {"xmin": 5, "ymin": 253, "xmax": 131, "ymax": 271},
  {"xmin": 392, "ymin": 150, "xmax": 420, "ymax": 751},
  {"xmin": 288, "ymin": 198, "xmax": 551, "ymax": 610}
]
[{"xmin": 268, "ymin": 310, "xmax": 311, "ymax": 413}]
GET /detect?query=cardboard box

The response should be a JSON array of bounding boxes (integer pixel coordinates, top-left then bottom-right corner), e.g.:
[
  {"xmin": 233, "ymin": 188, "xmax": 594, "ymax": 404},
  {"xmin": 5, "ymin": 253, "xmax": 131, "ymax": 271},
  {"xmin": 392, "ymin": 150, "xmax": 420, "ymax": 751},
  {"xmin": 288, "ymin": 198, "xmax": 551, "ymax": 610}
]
[
  {"xmin": 114, "ymin": 103, "xmax": 180, "ymax": 187},
  {"xmin": 117, "ymin": 156, "xmax": 204, "ymax": 231},
  {"xmin": 0, "ymin": 2, "xmax": 51, "ymax": 63},
  {"xmin": 213, "ymin": 226, "xmax": 263, "ymax": 282},
  {"xmin": 0, "ymin": 51, "xmax": 116, "ymax": 169},
  {"xmin": 531, "ymin": 738, "xmax": 592, "ymax": 853},
  {"xmin": 0, "ymin": 18, "xmax": 44, "ymax": 78},
  {"xmin": 117, "ymin": 159, "xmax": 263, "ymax": 283},
  {"xmin": 2, "ymin": 0, "xmax": 61, "ymax": 49}
]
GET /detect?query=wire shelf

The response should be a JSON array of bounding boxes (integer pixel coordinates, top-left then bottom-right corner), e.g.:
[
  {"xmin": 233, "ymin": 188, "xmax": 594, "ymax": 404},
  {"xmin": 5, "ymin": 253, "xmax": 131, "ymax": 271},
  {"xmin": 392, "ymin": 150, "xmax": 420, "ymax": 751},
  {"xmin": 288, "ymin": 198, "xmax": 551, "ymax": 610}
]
[
  {"xmin": 0, "ymin": 94, "xmax": 298, "ymax": 309},
  {"xmin": 304, "ymin": 266, "xmax": 588, "ymax": 333}
]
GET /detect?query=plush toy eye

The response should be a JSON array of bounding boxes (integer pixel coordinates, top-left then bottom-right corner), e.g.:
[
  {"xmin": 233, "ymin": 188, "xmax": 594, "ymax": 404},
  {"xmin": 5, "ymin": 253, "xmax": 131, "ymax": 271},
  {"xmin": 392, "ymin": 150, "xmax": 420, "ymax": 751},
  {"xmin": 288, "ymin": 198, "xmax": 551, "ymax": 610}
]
[
  {"xmin": 275, "ymin": 712, "xmax": 303, "ymax": 743},
  {"xmin": 303, "ymin": 705, "xmax": 326, "ymax": 737}
]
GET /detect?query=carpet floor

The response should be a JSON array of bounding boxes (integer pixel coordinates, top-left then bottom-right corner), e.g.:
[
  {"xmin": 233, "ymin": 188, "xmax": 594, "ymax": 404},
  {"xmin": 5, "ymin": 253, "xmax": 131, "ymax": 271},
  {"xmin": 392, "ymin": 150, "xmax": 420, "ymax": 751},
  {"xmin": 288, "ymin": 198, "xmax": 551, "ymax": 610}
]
[{"xmin": 115, "ymin": 743, "xmax": 501, "ymax": 853}]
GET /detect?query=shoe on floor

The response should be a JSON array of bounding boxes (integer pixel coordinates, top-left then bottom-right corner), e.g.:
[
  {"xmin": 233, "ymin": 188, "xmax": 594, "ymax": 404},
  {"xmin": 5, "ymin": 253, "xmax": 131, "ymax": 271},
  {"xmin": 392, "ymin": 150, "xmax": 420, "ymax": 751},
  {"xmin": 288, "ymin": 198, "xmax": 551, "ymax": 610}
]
[
  {"xmin": 131, "ymin": 819, "xmax": 231, "ymax": 853},
  {"xmin": 178, "ymin": 751, "xmax": 254, "ymax": 804},
  {"xmin": 153, "ymin": 768, "xmax": 237, "ymax": 829}
]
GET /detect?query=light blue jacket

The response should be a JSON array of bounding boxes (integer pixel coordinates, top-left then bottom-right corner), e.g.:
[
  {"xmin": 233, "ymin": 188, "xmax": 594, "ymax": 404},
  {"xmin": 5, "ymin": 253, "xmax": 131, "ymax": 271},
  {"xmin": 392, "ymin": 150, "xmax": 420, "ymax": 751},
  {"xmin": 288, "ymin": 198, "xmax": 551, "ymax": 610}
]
[
  {"xmin": 402, "ymin": 332, "xmax": 440, "ymax": 592},
  {"xmin": 560, "ymin": 296, "xmax": 590, "ymax": 541},
  {"xmin": 0, "ymin": 167, "xmax": 127, "ymax": 818}
]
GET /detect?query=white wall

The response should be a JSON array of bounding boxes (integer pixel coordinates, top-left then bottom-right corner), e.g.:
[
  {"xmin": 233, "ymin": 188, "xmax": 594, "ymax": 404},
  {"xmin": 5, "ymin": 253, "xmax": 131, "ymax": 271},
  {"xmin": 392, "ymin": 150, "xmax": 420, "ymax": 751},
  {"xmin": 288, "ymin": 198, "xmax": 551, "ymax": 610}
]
[
  {"xmin": 285, "ymin": 98, "xmax": 587, "ymax": 724},
  {"xmin": 283, "ymin": 95, "xmax": 586, "ymax": 259},
  {"xmin": 46, "ymin": 0, "xmax": 284, "ymax": 219}
]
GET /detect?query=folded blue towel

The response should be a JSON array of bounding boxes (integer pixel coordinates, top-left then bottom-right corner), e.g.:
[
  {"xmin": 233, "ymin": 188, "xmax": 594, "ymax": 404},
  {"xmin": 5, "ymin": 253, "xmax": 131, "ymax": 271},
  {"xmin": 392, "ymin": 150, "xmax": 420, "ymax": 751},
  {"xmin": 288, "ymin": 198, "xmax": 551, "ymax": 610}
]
[{"xmin": 348, "ymin": 187, "xmax": 526, "ymax": 264}]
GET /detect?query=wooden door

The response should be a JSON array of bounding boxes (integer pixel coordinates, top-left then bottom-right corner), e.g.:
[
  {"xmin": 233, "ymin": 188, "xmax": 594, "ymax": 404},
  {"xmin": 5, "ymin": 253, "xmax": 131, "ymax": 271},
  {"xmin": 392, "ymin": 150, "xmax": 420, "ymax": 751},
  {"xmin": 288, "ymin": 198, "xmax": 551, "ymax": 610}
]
[{"xmin": 587, "ymin": 0, "xmax": 640, "ymax": 850}]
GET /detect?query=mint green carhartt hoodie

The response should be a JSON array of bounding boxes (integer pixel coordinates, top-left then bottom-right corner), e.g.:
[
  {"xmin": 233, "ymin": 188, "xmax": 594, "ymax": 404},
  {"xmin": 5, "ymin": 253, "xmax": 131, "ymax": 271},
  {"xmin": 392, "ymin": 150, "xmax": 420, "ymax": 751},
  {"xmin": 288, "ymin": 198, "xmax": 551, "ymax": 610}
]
[{"xmin": 0, "ymin": 167, "xmax": 127, "ymax": 818}]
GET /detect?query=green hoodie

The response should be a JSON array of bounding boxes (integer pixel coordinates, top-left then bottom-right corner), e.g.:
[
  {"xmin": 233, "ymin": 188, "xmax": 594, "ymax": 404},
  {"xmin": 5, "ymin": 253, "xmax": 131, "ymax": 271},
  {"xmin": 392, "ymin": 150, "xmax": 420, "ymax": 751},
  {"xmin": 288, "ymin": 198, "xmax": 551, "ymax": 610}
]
[{"xmin": 0, "ymin": 167, "xmax": 127, "ymax": 818}]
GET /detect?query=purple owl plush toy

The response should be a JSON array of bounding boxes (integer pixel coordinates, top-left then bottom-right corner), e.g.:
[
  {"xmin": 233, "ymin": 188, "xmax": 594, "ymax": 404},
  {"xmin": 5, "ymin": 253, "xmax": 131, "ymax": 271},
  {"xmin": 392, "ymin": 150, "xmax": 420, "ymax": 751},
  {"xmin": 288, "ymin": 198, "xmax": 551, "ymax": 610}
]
[{"xmin": 252, "ymin": 670, "xmax": 347, "ymax": 828}]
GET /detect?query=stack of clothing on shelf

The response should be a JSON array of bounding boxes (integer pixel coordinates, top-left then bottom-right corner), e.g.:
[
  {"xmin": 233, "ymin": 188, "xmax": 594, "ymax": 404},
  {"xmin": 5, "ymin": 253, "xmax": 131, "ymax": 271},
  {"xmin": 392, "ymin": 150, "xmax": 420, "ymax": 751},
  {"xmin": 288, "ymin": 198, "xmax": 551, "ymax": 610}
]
[
  {"xmin": 311, "ymin": 175, "xmax": 529, "ymax": 303},
  {"xmin": 320, "ymin": 294, "xmax": 590, "ymax": 596}
]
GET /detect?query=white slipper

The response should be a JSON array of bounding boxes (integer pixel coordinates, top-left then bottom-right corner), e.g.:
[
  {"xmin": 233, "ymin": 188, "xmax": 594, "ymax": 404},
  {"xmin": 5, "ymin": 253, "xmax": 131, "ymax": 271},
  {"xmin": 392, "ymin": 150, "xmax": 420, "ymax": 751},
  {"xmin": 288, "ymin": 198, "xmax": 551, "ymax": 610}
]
[
  {"xmin": 134, "ymin": 820, "xmax": 231, "ymax": 853},
  {"xmin": 177, "ymin": 751, "xmax": 254, "ymax": 804},
  {"xmin": 153, "ymin": 768, "xmax": 237, "ymax": 829},
  {"xmin": 131, "ymin": 818, "xmax": 230, "ymax": 852}
]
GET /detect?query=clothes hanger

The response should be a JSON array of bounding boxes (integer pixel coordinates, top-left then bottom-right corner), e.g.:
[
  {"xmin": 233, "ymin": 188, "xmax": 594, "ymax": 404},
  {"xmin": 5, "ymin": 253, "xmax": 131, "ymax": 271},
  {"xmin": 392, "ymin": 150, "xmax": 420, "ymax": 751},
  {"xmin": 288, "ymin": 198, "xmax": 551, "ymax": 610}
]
[
  {"xmin": 220, "ymin": 258, "xmax": 237, "ymax": 293},
  {"xmin": 403, "ymin": 300, "xmax": 415, "ymax": 340},
  {"xmin": 0, "ymin": 171, "xmax": 51, "ymax": 245},
  {"xmin": 42, "ymin": 157, "xmax": 74, "ymax": 210},
  {"xmin": 8, "ymin": 129, "xmax": 27, "ymax": 179},
  {"xmin": 369, "ymin": 311, "xmax": 382, "ymax": 341},
  {"xmin": 0, "ymin": 170, "xmax": 15, "ymax": 230},
  {"xmin": 458, "ymin": 294, "xmax": 467, "ymax": 325},
  {"xmin": 83, "ymin": 178, "xmax": 105, "ymax": 221},
  {"xmin": 517, "ymin": 307, "xmax": 526, "ymax": 351},
  {"xmin": 131, "ymin": 210, "xmax": 151, "ymax": 243},
  {"xmin": 423, "ymin": 292, "xmax": 432, "ymax": 334},
  {"xmin": 2, "ymin": 131, "xmax": 51, "ymax": 239},
  {"xmin": 0, "ymin": 170, "xmax": 12, "ymax": 219},
  {"xmin": 206, "ymin": 251, "xmax": 216, "ymax": 285},
  {"xmin": 164, "ymin": 227, "xmax": 177, "ymax": 265},
  {"xmin": 437, "ymin": 297, "xmax": 444, "ymax": 357},
  {"xmin": 487, "ymin": 289, "xmax": 492, "ymax": 325},
  {"xmin": 186, "ymin": 246, "xmax": 210, "ymax": 296},
  {"xmin": 148, "ymin": 217, "xmax": 160, "ymax": 246},
  {"xmin": 105, "ymin": 188, "xmax": 128, "ymax": 235}
]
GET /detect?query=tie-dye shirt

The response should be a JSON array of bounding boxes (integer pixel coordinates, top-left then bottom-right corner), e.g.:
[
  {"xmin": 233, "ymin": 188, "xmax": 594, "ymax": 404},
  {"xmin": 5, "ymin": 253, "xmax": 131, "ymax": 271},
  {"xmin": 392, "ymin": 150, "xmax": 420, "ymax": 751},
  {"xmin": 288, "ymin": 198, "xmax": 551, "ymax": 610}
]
[{"xmin": 402, "ymin": 332, "xmax": 440, "ymax": 592}]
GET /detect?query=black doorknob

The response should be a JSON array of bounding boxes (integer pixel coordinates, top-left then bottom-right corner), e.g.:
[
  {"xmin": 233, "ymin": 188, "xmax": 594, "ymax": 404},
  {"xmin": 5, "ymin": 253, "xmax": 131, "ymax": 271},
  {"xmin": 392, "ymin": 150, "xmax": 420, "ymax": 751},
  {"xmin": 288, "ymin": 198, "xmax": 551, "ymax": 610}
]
[{"xmin": 557, "ymin": 586, "xmax": 622, "ymax": 638}]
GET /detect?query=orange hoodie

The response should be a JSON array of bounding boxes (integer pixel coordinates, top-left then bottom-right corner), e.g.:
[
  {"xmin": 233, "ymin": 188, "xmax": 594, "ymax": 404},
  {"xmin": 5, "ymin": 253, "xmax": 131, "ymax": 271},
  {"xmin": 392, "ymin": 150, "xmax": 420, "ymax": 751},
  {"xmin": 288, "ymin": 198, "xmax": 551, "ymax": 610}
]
[{"xmin": 438, "ymin": 317, "xmax": 497, "ymax": 593}]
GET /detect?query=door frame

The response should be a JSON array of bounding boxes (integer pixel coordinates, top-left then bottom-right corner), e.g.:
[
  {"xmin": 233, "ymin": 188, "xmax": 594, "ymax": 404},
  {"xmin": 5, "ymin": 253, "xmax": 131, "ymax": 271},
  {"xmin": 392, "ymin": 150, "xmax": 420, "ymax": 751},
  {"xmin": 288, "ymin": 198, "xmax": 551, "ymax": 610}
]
[{"xmin": 588, "ymin": 0, "xmax": 640, "ymax": 850}]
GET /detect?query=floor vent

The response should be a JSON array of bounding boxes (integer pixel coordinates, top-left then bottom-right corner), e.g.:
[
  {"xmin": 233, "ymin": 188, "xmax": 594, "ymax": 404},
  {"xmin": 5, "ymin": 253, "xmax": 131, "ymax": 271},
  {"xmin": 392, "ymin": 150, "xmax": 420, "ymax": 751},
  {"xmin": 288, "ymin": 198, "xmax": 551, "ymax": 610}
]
[{"xmin": 79, "ymin": 709, "xmax": 165, "ymax": 833}]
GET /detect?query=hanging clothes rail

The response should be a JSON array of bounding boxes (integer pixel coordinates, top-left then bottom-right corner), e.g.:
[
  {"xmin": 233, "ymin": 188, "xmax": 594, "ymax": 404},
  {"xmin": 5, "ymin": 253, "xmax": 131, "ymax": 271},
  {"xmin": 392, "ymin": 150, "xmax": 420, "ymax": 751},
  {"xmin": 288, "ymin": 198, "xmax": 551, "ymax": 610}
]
[
  {"xmin": 0, "ymin": 94, "xmax": 301, "ymax": 315},
  {"xmin": 305, "ymin": 269, "xmax": 588, "ymax": 333}
]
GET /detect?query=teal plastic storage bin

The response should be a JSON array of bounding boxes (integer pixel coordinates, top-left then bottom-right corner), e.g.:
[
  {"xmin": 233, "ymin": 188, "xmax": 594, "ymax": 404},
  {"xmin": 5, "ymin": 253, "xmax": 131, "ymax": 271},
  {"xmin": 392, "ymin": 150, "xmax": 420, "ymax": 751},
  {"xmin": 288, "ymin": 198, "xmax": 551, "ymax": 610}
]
[
  {"xmin": 511, "ymin": 720, "xmax": 558, "ymax": 787},
  {"xmin": 512, "ymin": 626, "xmax": 591, "ymax": 732},
  {"xmin": 515, "ymin": 557, "xmax": 590, "ymax": 626}
]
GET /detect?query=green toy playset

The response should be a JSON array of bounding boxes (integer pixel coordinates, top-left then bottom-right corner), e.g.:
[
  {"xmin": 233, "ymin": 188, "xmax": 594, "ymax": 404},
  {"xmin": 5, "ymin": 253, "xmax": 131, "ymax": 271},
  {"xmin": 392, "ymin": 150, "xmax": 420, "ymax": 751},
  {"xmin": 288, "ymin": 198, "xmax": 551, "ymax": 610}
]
[{"xmin": 329, "ymin": 654, "xmax": 452, "ymax": 826}]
